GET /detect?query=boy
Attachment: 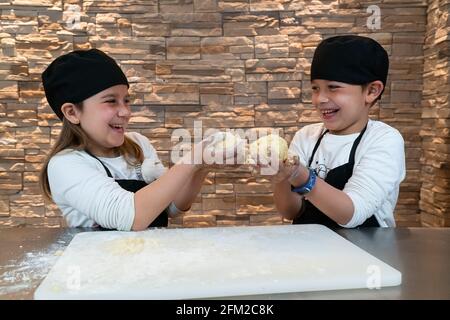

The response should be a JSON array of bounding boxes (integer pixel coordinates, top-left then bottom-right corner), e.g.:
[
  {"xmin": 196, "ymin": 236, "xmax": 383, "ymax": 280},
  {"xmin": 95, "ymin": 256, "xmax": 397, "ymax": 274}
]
[{"xmin": 272, "ymin": 35, "xmax": 406, "ymax": 228}]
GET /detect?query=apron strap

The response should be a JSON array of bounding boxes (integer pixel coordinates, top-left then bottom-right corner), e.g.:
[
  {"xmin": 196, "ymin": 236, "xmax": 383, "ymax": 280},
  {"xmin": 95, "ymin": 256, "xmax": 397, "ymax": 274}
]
[
  {"xmin": 308, "ymin": 122, "xmax": 369, "ymax": 168},
  {"xmin": 84, "ymin": 150, "xmax": 113, "ymax": 178},
  {"xmin": 348, "ymin": 123, "xmax": 368, "ymax": 166},
  {"xmin": 308, "ymin": 129, "xmax": 329, "ymax": 167}
]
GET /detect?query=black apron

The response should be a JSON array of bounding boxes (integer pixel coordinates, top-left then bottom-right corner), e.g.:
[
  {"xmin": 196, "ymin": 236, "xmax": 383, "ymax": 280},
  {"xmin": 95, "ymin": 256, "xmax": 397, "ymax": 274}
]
[
  {"xmin": 292, "ymin": 124, "xmax": 379, "ymax": 229},
  {"xmin": 86, "ymin": 151, "xmax": 168, "ymax": 229}
]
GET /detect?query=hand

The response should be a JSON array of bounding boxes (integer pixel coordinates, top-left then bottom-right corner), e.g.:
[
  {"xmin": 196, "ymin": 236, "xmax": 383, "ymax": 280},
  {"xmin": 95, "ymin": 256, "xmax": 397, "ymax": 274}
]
[
  {"xmin": 271, "ymin": 160, "xmax": 312, "ymax": 189},
  {"xmin": 250, "ymin": 153, "xmax": 301, "ymax": 183},
  {"xmin": 270, "ymin": 160, "xmax": 300, "ymax": 184},
  {"xmin": 287, "ymin": 163, "xmax": 311, "ymax": 188},
  {"xmin": 190, "ymin": 132, "xmax": 246, "ymax": 170}
]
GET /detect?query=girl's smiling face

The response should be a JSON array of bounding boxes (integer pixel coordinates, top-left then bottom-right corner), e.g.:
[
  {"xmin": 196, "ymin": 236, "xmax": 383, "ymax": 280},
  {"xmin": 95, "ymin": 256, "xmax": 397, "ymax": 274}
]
[
  {"xmin": 311, "ymin": 79, "xmax": 378, "ymax": 135},
  {"xmin": 76, "ymin": 84, "xmax": 131, "ymax": 157}
]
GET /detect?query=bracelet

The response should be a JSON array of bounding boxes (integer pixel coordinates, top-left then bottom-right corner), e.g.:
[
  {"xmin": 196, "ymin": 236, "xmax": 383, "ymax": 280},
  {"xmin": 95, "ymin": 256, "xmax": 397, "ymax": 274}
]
[{"xmin": 291, "ymin": 168, "xmax": 317, "ymax": 195}]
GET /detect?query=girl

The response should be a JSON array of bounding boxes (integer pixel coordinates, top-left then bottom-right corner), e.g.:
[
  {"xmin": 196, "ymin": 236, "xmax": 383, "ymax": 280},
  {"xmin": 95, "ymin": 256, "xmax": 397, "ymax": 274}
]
[{"xmin": 40, "ymin": 49, "xmax": 227, "ymax": 231}]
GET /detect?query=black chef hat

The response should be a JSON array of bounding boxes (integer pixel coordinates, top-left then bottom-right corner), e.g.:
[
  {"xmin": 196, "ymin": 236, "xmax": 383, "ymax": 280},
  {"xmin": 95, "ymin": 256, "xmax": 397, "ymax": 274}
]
[
  {"xmin": 42, "ymin": 49, "xmax": 129, "ymax": 120},
  {"xmin": 311, "ymin": 35, "xmax": 389, "ymax": 93}
]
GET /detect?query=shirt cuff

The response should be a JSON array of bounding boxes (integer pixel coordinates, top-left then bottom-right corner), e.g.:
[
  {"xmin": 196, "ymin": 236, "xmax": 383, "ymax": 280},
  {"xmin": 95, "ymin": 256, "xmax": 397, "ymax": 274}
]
[
  {"xmin": 167, "ymin": 202, "xmax": 189, "ymax": 217},
  {"xmin": 338, "ymin": 192, "xmax": 363, "ymax": 228},
  {"xmin": 117, "ymin": 192, "xmax": 136, "ymax": 231}
]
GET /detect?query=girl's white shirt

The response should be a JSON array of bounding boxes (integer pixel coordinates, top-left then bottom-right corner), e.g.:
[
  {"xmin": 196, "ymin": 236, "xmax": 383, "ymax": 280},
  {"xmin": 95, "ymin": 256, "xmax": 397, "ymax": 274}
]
[{"xmin": 48, "ymin": 132, "xmax": 184, "ymax": 231}]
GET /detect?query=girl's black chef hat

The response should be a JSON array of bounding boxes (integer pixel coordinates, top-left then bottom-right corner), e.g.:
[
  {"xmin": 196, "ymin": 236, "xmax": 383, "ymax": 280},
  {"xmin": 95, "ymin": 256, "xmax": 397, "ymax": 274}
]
[{"xmin": 42, "ymin": 49, "xmax": 129, "ymax": 120}]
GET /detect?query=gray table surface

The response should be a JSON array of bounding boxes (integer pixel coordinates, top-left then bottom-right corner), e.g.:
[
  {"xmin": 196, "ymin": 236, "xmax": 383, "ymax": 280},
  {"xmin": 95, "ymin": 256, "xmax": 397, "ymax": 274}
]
[{"xmin": 0, "ymin": 226, "xmax": 449, "ymax": 300}]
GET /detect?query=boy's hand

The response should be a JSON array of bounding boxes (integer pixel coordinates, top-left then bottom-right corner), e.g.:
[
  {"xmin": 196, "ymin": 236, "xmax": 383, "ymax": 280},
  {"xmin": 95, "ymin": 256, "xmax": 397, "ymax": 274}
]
[
  {"xmin": 251, "ymin": 154, "xmax": 301, "ymax": 184},
  {"xmin": 270, "ymin": 160, "xmax": 300, "ymax": 185}
]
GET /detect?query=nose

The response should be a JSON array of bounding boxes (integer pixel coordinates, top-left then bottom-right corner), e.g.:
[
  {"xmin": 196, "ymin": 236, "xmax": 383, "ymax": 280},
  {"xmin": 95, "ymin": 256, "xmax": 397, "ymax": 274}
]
[
  {"xmin": 118, "ymin": 100, "xmax": 131, "ymax": 118},
  {"xmin": 312, "ymin": 90, "xmax": 329, "ymax": 106},
  {"xmin": 317, "ymin": 91, "xmax": 329, "ymax": 104}
]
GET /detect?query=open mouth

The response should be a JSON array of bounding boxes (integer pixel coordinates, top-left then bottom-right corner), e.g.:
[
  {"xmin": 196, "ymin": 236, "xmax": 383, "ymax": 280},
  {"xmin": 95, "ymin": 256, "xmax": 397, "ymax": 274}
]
[
  {"xmin": 320, "ymin": 109, "xmax": 339, "ymax": 119},
  {"xmin": 109, "ymin": 124, "xmax": 125, "ymax": 133}
]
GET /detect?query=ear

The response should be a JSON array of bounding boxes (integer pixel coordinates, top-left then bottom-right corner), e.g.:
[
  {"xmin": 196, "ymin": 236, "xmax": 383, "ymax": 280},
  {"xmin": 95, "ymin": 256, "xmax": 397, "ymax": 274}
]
[
  {"xmin": 60, "ymin": 103, "xmax": 81, "ymax": 124},
  {"xmin": 364, "ymin": 81, "xmax": 384, "ymax": 105}
]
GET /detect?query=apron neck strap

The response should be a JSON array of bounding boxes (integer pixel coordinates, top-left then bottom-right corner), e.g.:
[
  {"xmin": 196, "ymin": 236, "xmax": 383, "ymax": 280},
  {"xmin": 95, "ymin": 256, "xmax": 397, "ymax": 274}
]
[
  {"xmin": 348, "ymin": 122, "xmax": 368, "ymax": 165},
  {"xmin": 84, "ymin": 150, "xmax": 113, "ymax": 178},
  {"xmin": 308, "ymin": 121, "xmax": 369, "ymax": 168},
  {"xmin": 308, "ymin": 128, "xmax": 329, "ymax": 167}
]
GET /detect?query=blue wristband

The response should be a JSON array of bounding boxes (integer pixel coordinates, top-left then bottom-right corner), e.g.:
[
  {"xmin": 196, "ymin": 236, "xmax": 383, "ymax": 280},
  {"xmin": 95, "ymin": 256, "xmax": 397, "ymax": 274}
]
[{"xmin": 291, "ymin": 168, "xmax": 317, "ymax": 195}]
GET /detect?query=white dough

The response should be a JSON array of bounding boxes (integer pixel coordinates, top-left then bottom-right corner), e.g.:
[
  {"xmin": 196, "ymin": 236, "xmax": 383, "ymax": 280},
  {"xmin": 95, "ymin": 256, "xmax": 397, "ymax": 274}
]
[
  {"xmin": 248, "ymin": 134, "xmax": 289, "ymax": 164},
  {"xmin": 105, "ymin": 237, "xmax": 146, "ymax": 255}
]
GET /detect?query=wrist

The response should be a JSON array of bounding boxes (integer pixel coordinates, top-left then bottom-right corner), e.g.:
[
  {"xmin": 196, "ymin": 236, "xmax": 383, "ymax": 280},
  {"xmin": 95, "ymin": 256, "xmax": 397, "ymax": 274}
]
[
  {"xmin": 290, "ymin": 167, "xmax": 317, "ymax": 195},
  {"xmin": 194, "ymin": 164, "xmax": 209, "ymax": 174},
  {"xmin": 289, "ymin": 166, "xmax": 310, "ymax": 188}
]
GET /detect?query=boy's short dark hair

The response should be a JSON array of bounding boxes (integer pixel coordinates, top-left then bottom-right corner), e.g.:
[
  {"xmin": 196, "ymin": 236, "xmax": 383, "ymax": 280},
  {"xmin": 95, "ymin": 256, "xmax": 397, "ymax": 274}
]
[{"xmin": 311, "ymin": 35, "xmax": 389, "ymax": 99}]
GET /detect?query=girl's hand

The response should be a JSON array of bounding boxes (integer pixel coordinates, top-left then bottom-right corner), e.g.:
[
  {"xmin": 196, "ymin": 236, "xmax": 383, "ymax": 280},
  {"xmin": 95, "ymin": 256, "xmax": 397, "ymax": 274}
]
[
  {"xmin": 184, "ymin": 132, "xmax": 245, "ymax": 170},
  {"xmin": 205, "ymin": 132, "xmax": 247, "ymax": 168}
]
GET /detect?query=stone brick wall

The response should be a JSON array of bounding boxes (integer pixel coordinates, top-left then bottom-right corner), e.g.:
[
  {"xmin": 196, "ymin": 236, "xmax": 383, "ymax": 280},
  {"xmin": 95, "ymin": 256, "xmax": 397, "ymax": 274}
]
[
  {"xmin": 0, "ymin": 0, "xmax": 443, "ymax": 228},
  {"xmin": 420, "ymin": 0, "xmax": 450, "ymax": 227}
]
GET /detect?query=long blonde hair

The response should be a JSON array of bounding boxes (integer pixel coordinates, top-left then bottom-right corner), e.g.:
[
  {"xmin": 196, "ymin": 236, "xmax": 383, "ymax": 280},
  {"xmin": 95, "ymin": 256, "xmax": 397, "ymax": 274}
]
[{"xmin": 40, "ymin": 103, "xmax": 144, "ymax": 200}]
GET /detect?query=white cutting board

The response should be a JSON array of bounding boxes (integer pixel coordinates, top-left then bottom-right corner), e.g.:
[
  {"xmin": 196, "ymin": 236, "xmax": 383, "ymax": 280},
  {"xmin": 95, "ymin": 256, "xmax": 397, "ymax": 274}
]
[{"xmin": 34, "ymin": 224, "xmax": 401, "ymax": 299}]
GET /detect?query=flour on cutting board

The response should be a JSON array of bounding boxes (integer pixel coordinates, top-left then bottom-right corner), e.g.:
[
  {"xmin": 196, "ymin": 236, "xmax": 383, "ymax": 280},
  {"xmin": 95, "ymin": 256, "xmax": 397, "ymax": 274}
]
[
  {"xmin": 34, "ymin": 225, "xmax": 402, "ymax": 299},
  {"xmin": 0, "ymin": 242, "xmax": 66, "ymax": 296},
  {"xmin": 104, "ymin": 237, "xmax": 146, "ymax": 255}
]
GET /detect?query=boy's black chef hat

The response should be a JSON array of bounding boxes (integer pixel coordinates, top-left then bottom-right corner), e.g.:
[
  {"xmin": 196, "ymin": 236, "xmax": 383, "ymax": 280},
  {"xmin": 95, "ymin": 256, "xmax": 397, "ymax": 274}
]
[
  {"xmin": 311, "ymin": 35, "xmax": 389, "ymax": 89},
  {"xmin": 42, "ymin": 49, "xmax": 129, "ymax": 120}
]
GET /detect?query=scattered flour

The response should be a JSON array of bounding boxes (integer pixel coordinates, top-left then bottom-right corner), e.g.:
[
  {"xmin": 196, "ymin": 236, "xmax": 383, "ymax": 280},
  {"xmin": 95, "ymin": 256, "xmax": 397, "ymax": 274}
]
[{"xmin": 0, "ymin": 243, "xmax": 66, "ymax": 297}]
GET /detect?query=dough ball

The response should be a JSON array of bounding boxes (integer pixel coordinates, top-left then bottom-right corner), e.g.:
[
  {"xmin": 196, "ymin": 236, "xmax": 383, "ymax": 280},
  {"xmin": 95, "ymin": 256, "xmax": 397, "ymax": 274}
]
[
  {"xmin": 248, "ymin": 134, "xmax": 289, "ymax": 163},
  {"xmin": 141, "ymin": 158, "xmax": 167, "ymax": 184}
]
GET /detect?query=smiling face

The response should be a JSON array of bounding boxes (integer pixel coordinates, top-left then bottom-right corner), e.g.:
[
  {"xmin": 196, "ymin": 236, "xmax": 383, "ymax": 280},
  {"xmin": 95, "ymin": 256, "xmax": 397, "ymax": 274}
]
[
  {"xmin": 311, "ymin": 80, "xmax": 374, "ymax": 135},
  {"xmin": 75, "ymin": 84, "xmax": 131, "ymax": 157}
]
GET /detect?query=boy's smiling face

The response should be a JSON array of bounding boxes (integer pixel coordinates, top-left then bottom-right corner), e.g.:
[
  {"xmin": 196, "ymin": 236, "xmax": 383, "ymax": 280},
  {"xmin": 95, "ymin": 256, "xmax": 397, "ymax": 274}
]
[{"xmin": 311, "ymin": 79, "xmax": 382, "ymax": 135}]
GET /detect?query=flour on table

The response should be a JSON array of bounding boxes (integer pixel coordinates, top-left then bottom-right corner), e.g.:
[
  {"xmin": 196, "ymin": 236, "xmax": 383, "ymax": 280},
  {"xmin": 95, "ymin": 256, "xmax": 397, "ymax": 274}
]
[{"xmin": 0, "ymin": 243, "xmax": 65, "ymax": 297}]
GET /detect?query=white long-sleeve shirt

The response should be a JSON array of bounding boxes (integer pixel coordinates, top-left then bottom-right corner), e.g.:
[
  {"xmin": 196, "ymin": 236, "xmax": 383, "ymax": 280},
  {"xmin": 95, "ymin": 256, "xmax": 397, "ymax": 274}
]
[
  {"xmin": 288, "ymin": 119, "xmax": 406, "ymax": 228},
  {"xmin": 48, "ymin": 132, "xmax": 184, "ymax": 231}
]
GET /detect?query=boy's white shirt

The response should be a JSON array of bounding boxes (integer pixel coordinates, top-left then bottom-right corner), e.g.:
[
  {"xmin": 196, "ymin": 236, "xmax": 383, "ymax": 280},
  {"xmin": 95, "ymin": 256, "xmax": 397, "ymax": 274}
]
[
  {"xmin": 288, "ymin": 119, "xmax": 406, "ymax": 228},
  {"xmin": 48, "ymin": 132, "xmax": 185, "ymax": 231}
]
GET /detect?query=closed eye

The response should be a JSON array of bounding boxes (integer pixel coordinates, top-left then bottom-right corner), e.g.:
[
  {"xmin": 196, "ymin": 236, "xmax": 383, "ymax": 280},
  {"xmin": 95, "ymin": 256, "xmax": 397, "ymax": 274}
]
[
  {"xmin": 328, "ymin": 84, "xmax": 342, "ymax": 90},
  {"xmin": 104, "ymin": 98, "xmax": 130, "ymax": 104}
]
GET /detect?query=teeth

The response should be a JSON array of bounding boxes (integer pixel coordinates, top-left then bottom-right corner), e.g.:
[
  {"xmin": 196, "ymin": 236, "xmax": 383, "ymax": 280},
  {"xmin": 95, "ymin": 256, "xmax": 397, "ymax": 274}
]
[{"xmin": 322, "ymin": 109, "xmax": 338, "ymax": 114}]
